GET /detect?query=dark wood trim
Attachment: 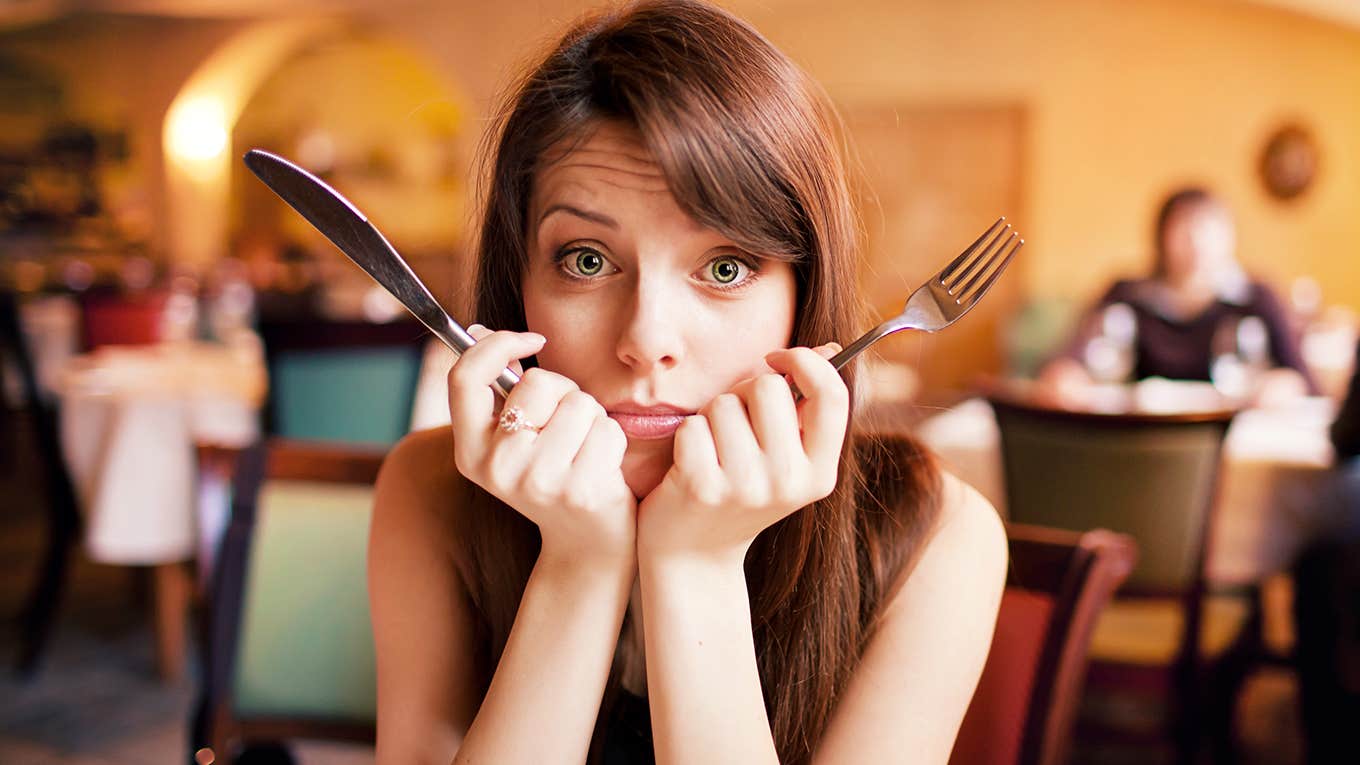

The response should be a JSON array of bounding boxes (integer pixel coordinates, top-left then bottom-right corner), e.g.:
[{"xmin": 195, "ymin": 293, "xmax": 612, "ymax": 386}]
[
  {"xmin": 256, "ymin": 317, "xmax": 428, "ymax": 353},
  {"xmin": 988, "ymin": 390, "xmax": 1238, "ymax": 427},
  {"xmin": 235, "ymin": 718, "xmax": 375, "ymax": 745},
  {"xmin": 265, "ymin": 439, "xmax": 387, "ymax": 484},
  {"xmin": 1003, "ymin": 524, "xmax": 1137, "ymax": 765}
]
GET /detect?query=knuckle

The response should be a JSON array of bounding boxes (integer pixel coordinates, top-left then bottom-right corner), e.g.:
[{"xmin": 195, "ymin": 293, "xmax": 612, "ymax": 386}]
[
  {"xmin": 562, "ymin": 389, "xmax": 599, "ymax": 414},
  {"xmin": 447, "ymin": 362, "xmax": 474, "ymax": 390},
  {"xmin": 690, "ymin": 478, "xmax": 725, "ymax": 508},
  {"xmin": 711, "ymin": 393, "xmax": 742, "ymax": 414},
  {"xmin": 485, "ymin": 449, "xmax": 520, "ymax": 491},
  {"xmin": 600, "ymin": 416, "xmax": 627, "ymax": 447},
  {"xmin": 754, "ymin": 373, "xmax": 788, "ymax": 400},
  {"xmin": 562, "ymin": 478, "xmax": 594, "ymax": 512},
  {"xmin": 521, "ymin": 466, "xmax": 559, "ymax": 504},
  {"xmin": 519, "ymin": 367, "xmax": 549, "ymax": 387}
]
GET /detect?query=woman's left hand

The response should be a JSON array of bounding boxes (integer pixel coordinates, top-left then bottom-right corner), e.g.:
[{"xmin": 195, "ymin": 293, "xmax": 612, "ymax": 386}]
[{"xmin": 637, "ymin": 343, "xmax": 849, "ymax": 565}]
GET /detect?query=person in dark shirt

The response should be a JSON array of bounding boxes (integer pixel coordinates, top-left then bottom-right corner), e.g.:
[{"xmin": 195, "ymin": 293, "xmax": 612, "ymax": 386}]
[
  {"xmin": 1039, "ymin": 187, "xmax": 1318, "ymax": 406},
  {"xmin": 1331, "ymin": 341, "xmax": 1360, "ymax": 461}
]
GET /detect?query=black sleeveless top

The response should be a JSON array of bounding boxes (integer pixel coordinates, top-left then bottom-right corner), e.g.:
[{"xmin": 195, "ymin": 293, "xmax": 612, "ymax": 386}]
[{"xmin": 599, "ymin": 689, "xmax": 654, "ymax": 764}]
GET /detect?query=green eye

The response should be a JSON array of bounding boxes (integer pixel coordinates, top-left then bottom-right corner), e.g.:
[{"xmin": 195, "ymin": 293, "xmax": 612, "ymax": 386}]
[
  {"xmin": 574, "ymin": 250, "xmax": 605, "ymax": 276},
  {"xmin": 711, "ymin": 257, "xmax": 742, "ymax": 284}
]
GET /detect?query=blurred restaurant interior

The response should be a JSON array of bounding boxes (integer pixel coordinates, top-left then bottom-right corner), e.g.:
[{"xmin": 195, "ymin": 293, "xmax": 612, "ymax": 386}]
[{"xmin": 1, "ymin": 0, "xmax": 1359, "ymax": 763}]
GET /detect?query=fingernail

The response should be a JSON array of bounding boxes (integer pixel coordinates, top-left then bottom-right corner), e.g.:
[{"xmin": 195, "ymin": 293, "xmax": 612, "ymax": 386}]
[
  {"xmin": 826, "ymin": 342, "xmax": 842, "ymax": 353},
  {"xmin": 526, "ymin": 333, "xmax": 546, "ymax": 345},
  {"xmin": 468, "ymin": 323, "xmax": 485, "ymax": 333}
]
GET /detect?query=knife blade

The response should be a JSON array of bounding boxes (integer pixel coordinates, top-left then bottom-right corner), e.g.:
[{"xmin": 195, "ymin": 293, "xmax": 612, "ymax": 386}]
[{"xmin": 242, "ymin": 148, "xmax": 520, "ymax": 397}]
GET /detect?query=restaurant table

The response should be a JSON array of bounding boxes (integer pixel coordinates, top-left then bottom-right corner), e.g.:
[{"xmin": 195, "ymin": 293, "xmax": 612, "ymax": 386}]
[
  {"xmin": 914, "ymin": 392, "xmax": 1343, "ymax": 587},
  {"xmin": 56, "ymin": 337, "xmax": 267, "ymax": 678}
]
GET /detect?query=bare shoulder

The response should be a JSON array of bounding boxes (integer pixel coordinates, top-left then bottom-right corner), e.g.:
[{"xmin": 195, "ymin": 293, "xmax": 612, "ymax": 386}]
[
  {"xmin": 814, "ymin": 471, "xmax": 1007, "ymax": 762},
  {"xmin": 369, "ymin": 426, "xmax": 480, "ymax": 760},
  {"xmin": 930, "ymin": 471, "xmax": 1007, "ymax": 577},
  {"xmin": 882, "ymin": 469, "xmax": 1006, "ymax": 619},
  {"xmin": 378, "ymin": 427, "xmax": 462, "ymax": 507}
]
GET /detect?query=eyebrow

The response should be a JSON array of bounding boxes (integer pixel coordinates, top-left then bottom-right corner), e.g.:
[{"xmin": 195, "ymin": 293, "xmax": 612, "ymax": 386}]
[{"xmin": 539, "ymin": 203, "xmax": 619, "ymax": 229}]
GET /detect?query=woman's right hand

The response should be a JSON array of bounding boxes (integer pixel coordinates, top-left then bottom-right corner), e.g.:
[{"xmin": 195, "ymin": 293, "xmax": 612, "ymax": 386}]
[{"xmin": 447, "ymin": 326, "xmax": 636, "ymax": 567}]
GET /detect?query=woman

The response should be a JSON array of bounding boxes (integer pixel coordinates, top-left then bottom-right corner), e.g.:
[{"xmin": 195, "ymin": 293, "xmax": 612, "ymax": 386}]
[
  {"xmin": 368, "ymin": 2, "xmax": 1005, "ymax": 763},
  {"xmin": 1040, "ymin": 187, "xmax": 1317, "ymax": 405}
]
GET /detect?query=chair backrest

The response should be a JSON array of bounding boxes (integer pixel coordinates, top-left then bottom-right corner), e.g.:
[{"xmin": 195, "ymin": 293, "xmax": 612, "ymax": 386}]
[
  {"xmin": 196, "ymin": 438, "xmax": 386, "ymax": 761},
  {"xmin": 951, "ymin": 523, "xmax": 1137, "ymax": 765},
  {"xmin": 259, "ymin": 318, "xmax": 426, "ymax": 446},
  {"xmin": 78, "ymin": 287, "xmax": 167, "ymax": 349},
  {"xmin": 988, "ymin": 396, "xmax": 1233, "ymax": 595}
]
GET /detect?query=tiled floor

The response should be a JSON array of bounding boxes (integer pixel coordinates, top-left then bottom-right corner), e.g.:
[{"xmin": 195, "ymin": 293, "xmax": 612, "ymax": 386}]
[{"xmin": 0, "ymin": 410, "xmax": 1305, "ymax": 764}]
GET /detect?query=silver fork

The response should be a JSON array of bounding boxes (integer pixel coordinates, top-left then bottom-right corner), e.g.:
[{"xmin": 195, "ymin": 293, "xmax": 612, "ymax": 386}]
[{"xmin": 827, "ymin": 217, "xmax": 1024, "ymax": 371}]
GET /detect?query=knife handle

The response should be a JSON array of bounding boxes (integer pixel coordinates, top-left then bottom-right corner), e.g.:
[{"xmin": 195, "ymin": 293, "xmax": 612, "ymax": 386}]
[{"xmin": 430, "ymin": 315, "xmax": 522, "ymax": 398}]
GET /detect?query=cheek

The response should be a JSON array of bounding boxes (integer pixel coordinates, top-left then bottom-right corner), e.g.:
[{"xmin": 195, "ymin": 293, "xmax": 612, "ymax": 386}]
[
  {"xmin": 705, "ymin": 267, "xmax": 798, "ymax": 377},
  {"xmin": 522, "ymin": 287, "xmax": 605, "ymax": 379}
]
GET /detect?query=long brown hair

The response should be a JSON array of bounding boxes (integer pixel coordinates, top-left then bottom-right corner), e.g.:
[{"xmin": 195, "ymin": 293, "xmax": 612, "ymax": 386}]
[{"xmin": 449, "ymin": 2, "xmax": 941, "ymax": 761}]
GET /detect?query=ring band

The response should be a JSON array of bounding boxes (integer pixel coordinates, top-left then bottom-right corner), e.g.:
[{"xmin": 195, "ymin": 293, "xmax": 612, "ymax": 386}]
[{"xmin": 498, "ymin": 406, "xmax": 540, "ymax": 434}]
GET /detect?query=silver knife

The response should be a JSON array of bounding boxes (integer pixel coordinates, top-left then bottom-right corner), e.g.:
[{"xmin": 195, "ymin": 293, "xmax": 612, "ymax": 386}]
[{"xmin": 243, "ymin": 149, "xmax": 520, "ymax": 397}]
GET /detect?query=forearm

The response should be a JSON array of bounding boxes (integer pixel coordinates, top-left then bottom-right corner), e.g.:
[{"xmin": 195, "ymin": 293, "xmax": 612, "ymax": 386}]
[
  {"xmin": 455, "ymin": 552, "xmax": 632, "ymax": 764},
  {"xmin": 639, "ymin": 553, "xmax": 779, "ymax": 765}
]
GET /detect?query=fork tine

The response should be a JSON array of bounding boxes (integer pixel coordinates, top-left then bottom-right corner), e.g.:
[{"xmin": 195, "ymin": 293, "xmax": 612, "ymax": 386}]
[
  {"xmin": 944, "ymin": 222, "xmax": 1012, "ymax": 293},
  {"xmin": 937, "ymin": 217, "xmax": 1006, "ymax": 289},
  {"xmin": 955, "ymin": 234, "xmax": 1023, "ymax": 305}
]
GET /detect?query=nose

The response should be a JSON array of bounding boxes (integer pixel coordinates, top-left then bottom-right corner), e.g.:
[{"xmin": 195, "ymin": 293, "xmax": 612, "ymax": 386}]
[{"xmin": 615, "ymin": 273, "xmax": 682, "ymax": 374}]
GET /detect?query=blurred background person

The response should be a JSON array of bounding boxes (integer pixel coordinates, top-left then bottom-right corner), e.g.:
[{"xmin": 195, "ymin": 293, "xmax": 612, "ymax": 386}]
[{"xmin": 1038, "ymin": 186, "xmax": 1318, "ymax": 407}]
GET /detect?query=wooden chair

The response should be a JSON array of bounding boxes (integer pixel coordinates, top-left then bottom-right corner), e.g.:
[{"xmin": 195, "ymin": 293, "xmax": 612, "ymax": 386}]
[
  {"xmin": 987, "ymin": 395, "xmax": 1244, "ymax": 763},
  {"xmin": 1, "ymin": 289, "xmax": 83, "ymax": 677},
  {"xmin": 951, "ymin": 523, "xmax": 1137, "ymax": 765},
  {"xmin": 258, "ymin": 318, "xmax": 427, "ymax": 447},
  {"xmin": 190, "ymin": 438, "xmax": 386, "ymax": 764}
]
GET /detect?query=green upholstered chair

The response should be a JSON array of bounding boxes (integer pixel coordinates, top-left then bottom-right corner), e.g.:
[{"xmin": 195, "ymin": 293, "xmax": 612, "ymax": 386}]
[
  {"xmin": 192, "ymin": 439, "xmax": 386, "ymax": 764},
  {"xmin": 951, "ymin": 523, "xmax": 1137, "ymax": 765},
  {"xmin": 987, "ymin": 396, "xmax": 1244, "ymax": 764},
  {"xmin": 259, "ymin": 319, "xmax": 427, "ymax": 447}
]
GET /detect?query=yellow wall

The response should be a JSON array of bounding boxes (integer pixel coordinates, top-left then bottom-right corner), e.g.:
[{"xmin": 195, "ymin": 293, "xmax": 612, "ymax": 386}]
[
  {"xmin": 380, "ymin": 0, "xmax": 1360, "ymax": 310},
  {"xmin": 735, "ymin": 0, "xmax": 1360, "ymax": 311},
  {"xmin": 4, "ymin": 0, "xmax": 1358, "ymax": 311}
]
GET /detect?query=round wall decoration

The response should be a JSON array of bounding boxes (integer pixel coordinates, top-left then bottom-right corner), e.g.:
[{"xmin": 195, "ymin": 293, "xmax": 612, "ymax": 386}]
[{"xmin": 1259, "ymin": 123, "xmax": 1319, "ymax": 201}]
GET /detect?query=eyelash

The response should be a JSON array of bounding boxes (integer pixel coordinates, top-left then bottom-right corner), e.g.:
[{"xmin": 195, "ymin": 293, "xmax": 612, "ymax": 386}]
[{"xmin": 550, "ymin": 244, "xmax": 764, "ymax": 292}]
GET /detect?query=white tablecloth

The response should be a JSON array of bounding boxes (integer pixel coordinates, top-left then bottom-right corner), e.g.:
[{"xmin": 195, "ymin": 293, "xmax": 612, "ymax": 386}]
[
  {"xmin": 58, "ymin": 339, "xmax": 267, "ymax": 564},
  {"xmin": 917, "ymin": 396, "xmax": 1342, "ymax": 585}
]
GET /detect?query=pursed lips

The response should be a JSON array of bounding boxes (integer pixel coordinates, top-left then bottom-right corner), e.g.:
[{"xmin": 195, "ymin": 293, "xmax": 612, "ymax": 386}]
[{"xmin": 605, "ymin": 403, "xmax": 694, "ymax": 440}]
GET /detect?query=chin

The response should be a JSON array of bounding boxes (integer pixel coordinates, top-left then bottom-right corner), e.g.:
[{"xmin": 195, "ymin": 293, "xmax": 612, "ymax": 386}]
[{"xmin": 623, "ymin": 443, "xmax": 672, "ymax": 500}]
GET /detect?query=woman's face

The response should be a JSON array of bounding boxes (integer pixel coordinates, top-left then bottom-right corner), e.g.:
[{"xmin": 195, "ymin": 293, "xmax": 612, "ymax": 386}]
[
  {"xmin": 1160, "ymin": 200, "xmax": 1236, "ymax": 288},
  {"xmin": 523, "ymin": 122, "xmax": 798, "ymax": 498}
]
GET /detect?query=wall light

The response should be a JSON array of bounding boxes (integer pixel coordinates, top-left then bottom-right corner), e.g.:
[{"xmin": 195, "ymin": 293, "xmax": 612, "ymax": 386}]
[{"xmin": 167, "ymin": 96, "xmax": 228, "ymax": 161}]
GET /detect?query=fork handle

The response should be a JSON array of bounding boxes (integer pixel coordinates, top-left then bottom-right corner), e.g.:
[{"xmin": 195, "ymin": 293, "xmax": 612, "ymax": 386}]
[
  {"xmin": 829, "ymin": 319, "xmax": 901, "ymax": 371},
  {"xmin": 789, "ymin": 320, "xmax": 901, "ymax": 401}
]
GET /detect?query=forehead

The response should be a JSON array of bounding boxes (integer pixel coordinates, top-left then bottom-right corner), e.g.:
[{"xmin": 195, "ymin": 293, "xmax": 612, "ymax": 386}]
[{"xmin": 532, "ymin": 122, "xmax": 673, "ymax": 203}]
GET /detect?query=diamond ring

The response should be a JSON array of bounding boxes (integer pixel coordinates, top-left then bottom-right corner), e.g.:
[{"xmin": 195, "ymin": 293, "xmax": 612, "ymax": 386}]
[{"xmin": 497, "ymin": 406, "xmax": 540, "ymax": 434}]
